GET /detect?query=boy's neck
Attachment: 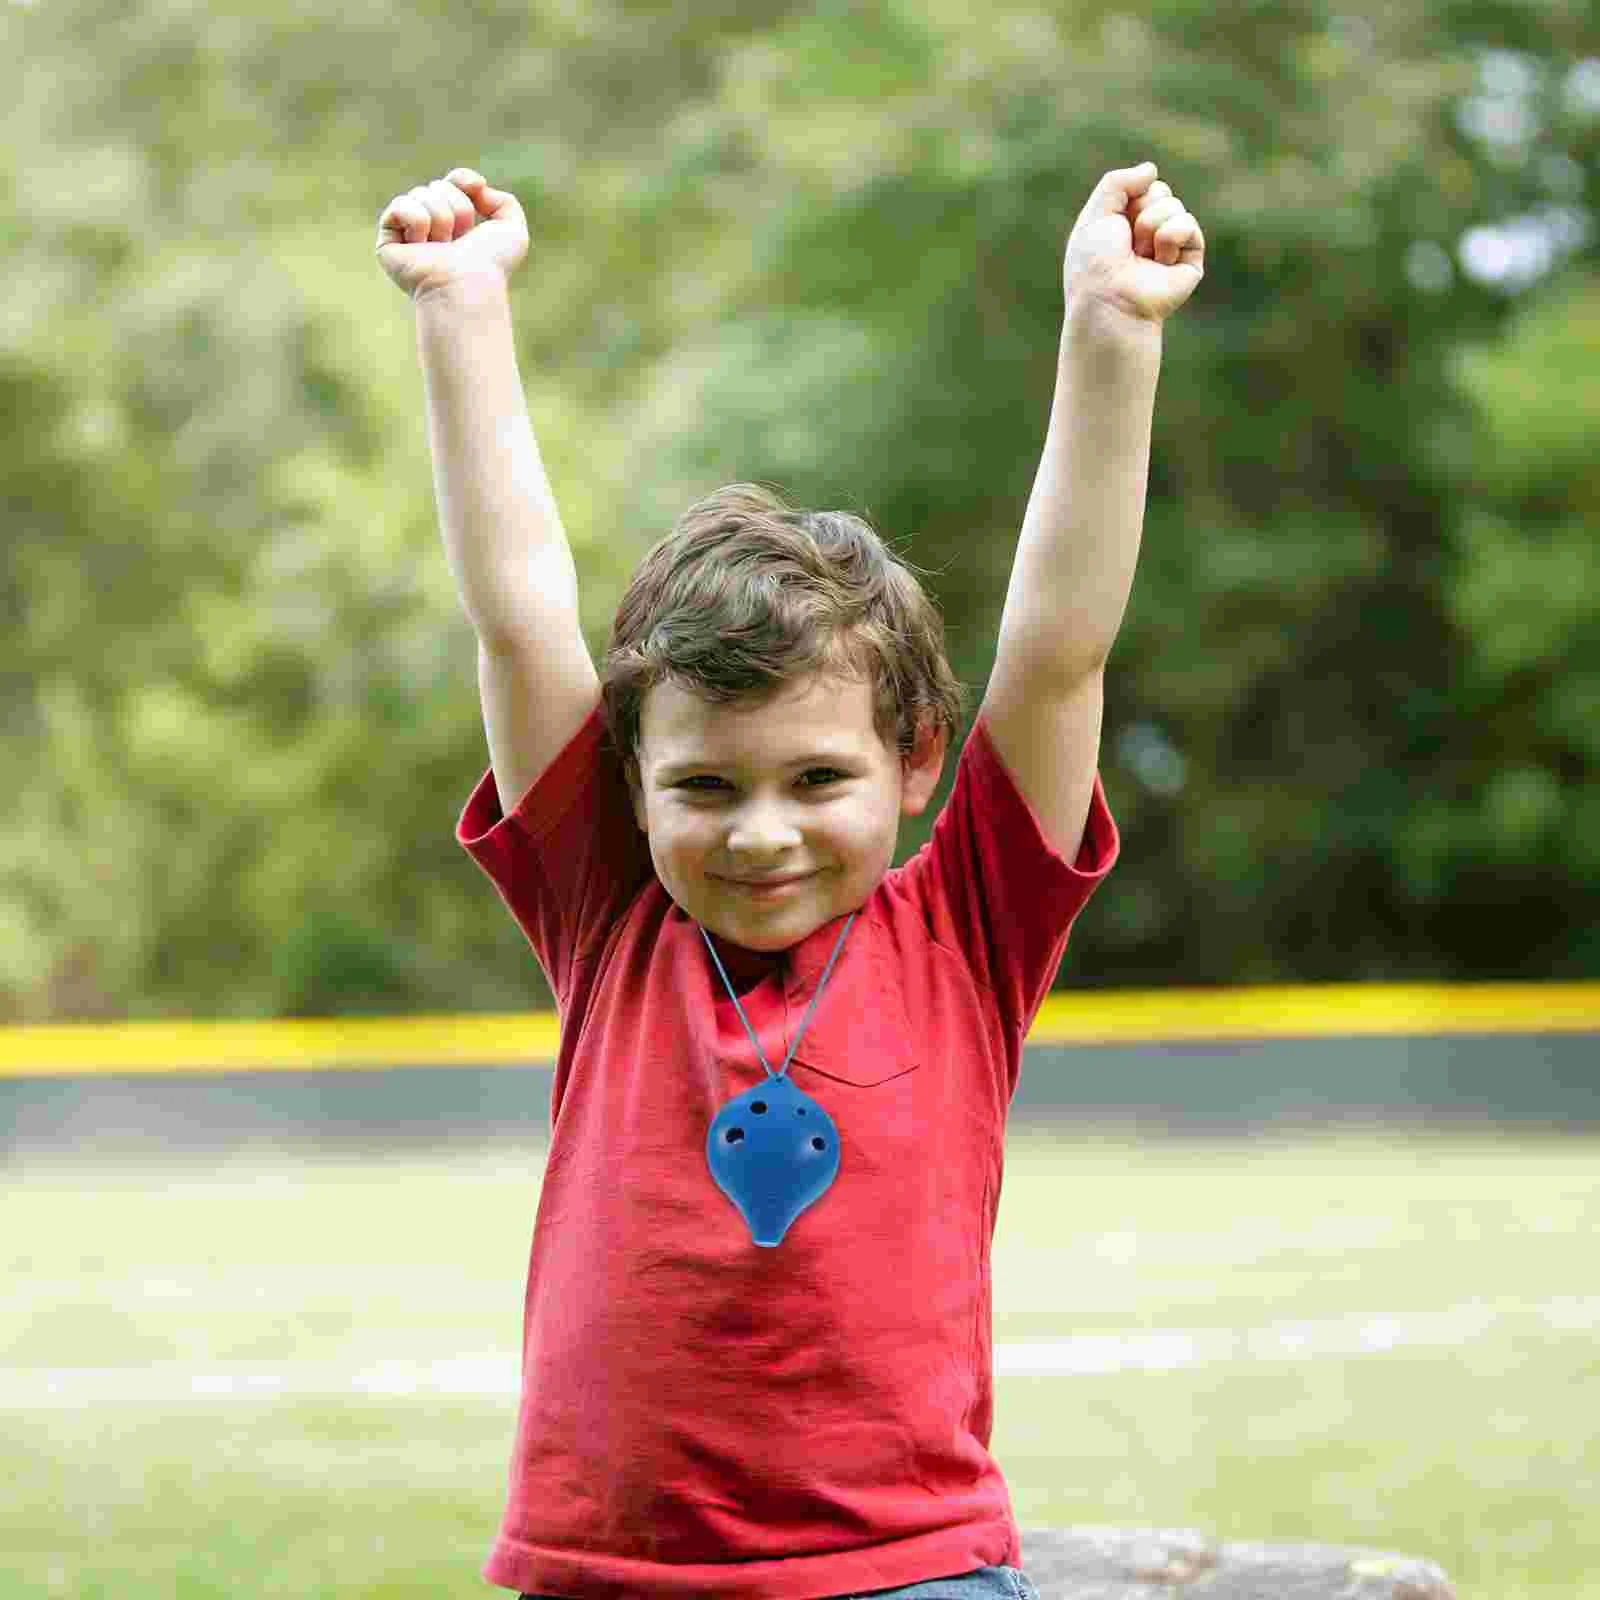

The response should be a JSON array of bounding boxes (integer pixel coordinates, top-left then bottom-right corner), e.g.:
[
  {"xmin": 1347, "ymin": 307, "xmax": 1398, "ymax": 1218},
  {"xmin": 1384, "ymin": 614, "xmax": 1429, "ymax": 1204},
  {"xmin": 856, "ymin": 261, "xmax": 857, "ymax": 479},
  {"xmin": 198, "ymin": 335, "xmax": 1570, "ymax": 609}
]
[{"xmin": 704, "ymin": 928, "xmax": 788, "ymax": 988}]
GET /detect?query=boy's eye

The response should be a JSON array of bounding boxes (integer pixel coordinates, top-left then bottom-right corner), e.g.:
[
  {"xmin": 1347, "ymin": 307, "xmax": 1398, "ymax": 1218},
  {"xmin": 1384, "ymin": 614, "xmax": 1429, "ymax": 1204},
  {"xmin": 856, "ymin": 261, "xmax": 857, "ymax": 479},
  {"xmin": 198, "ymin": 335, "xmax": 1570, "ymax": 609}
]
[{"xmin": 678, "ymin": 769, "xmax": 844, "ymax": 791}]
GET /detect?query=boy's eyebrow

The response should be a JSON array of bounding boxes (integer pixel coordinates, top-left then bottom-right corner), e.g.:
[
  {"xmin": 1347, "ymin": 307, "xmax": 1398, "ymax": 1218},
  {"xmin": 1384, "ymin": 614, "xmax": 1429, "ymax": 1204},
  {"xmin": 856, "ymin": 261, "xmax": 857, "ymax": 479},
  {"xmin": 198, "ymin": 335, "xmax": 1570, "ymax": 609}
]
[{"xmin": 654, "ymin": 751, "xmax": 861, "ymax": 781}]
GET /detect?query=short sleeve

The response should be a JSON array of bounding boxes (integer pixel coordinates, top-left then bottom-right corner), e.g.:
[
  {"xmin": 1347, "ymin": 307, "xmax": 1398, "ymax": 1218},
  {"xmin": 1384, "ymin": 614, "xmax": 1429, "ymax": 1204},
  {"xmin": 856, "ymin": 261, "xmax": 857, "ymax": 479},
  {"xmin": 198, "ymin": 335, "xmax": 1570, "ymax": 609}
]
[
  {"xmin": 897, "ymin": 711, "xmax": 1119, "ymax": 1047},
  {"xmin": 456, "ymin": 703, "xmax": 654, "ymax": 1009}
]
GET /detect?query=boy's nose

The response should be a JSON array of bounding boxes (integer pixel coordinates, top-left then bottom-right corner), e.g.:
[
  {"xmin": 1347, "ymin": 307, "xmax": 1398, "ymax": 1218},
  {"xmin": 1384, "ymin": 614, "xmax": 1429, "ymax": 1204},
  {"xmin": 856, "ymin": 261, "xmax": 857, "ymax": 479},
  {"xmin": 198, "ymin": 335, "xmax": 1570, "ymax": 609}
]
[{"xmin": 724, "ymin": 806, "xmax": 804, "ymax": 852}]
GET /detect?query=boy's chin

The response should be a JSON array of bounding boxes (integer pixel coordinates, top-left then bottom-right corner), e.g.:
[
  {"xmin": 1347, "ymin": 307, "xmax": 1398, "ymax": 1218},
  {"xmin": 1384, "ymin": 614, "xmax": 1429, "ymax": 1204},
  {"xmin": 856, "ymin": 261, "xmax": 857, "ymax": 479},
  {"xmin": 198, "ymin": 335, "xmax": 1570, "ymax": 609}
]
[
  {"xmin": 708, "ymin": 912, "xmax": 817, "ymax": 953},
  {"xmin": 694, "ymin": 893, "xmax": 835, "ymax": 952}
]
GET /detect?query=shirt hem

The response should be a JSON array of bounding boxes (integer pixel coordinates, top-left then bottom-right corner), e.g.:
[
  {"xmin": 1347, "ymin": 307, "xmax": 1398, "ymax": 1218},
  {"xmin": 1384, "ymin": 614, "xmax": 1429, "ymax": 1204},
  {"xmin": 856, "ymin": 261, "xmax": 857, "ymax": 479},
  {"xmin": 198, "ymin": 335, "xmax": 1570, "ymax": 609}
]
[{"xmin": 480, "ymin": 1518, "xmax": 1021, "ymax": 1599}]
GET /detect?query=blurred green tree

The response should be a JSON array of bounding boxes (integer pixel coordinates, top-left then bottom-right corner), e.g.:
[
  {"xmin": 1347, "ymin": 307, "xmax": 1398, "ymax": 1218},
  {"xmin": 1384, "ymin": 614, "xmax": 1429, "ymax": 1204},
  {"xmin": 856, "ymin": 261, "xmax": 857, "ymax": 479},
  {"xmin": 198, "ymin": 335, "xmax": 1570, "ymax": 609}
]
[{"xmin": 1, "ymin": 0, "xmax": 1594, "ymax": 1020}]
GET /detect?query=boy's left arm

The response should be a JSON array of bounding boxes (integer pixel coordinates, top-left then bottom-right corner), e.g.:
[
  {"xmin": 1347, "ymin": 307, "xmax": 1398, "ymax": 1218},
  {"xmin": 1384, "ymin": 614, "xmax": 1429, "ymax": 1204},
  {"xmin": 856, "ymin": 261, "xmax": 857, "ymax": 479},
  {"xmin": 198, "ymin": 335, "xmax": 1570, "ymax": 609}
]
[{"xmin": 981, "ymin": 162, "xmax": 1205, "ymax": 863}]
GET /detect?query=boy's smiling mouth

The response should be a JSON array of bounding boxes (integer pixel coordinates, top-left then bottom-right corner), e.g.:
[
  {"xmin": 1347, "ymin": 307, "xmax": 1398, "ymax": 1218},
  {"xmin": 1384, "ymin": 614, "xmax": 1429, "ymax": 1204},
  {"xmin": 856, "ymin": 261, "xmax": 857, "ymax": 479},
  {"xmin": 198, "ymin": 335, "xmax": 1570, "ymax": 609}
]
[{"xmin": 722, "ymin": 873, "xmax": 813, "ymax": 895}]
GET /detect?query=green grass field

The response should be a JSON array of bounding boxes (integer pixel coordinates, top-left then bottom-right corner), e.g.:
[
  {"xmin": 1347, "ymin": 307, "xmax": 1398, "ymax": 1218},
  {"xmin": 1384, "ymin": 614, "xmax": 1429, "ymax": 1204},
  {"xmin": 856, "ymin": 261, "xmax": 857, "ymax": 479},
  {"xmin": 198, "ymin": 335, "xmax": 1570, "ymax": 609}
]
[{"xmin": 4, "ymin": 1124, "xmax": 1597, "ymax": 1597}]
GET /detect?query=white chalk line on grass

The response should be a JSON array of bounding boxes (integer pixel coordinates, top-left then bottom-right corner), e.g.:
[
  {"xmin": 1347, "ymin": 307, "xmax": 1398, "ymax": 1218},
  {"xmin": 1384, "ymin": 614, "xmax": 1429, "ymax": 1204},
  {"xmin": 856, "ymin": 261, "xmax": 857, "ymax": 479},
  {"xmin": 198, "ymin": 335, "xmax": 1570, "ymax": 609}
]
[{"xmin": 6, "ymin": 1296, "xmax": 1599, "ymax": 1407}]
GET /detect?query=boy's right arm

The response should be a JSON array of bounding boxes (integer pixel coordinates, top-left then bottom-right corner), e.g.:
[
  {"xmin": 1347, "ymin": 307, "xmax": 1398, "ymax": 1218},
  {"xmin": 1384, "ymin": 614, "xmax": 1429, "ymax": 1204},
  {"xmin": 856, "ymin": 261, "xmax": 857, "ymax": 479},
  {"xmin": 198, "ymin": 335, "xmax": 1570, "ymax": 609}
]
[
  {"xmin": 416, "ymin": 275, "xmax": 599, "ymax": 816},
  {"xmin": 380, "ymin": 170, "xmax": 599, "ymax": 818}
]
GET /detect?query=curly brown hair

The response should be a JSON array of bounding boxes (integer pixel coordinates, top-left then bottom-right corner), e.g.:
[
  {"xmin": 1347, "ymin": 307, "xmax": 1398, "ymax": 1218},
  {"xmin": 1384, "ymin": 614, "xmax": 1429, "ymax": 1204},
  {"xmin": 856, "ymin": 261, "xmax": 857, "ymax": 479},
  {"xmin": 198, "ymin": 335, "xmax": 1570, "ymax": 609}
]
[{"xmin": 600, "ymin": 483, "xmax": 971, "ymax": 794}]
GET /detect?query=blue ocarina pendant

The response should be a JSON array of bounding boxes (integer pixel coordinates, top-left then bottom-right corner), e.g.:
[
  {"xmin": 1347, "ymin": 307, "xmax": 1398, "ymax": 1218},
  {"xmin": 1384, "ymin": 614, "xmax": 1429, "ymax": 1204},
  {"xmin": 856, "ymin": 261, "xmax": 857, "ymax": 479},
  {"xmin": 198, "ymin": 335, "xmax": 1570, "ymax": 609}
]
[{"xmin": 706, "ymin": 1072, "xmax": 839, "ymax": 1247}]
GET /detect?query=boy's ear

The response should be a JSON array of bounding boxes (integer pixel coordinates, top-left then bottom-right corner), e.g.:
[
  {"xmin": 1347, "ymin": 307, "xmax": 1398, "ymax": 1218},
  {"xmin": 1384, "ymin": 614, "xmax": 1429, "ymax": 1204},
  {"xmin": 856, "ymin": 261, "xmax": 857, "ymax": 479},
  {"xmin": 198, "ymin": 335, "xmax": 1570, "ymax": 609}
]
[
  {"xmin": 626, "ymin": 762, "xmax": 648, "ymax": 833},
  {"xmin": 899, "ymin": 716, "xmax": 947, "ymax": 817}
]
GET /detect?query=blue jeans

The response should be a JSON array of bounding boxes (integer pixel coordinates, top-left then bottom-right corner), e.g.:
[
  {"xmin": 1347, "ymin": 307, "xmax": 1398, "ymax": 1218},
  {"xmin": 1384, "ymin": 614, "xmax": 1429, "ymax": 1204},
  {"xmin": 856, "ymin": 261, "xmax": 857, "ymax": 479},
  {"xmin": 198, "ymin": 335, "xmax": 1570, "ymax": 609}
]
[{"xmin": 521, "ymin": 1565, "xmax": 1040, "ymax": 1600}]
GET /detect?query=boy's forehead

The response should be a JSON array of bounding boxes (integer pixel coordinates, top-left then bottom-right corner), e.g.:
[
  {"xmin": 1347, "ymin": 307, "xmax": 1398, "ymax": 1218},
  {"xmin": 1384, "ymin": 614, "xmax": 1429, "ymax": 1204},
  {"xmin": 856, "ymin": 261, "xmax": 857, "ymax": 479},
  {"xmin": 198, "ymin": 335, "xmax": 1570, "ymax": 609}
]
[{"xmin": 641, "ymin": 673, "xmax": 880, "ymax": 759}]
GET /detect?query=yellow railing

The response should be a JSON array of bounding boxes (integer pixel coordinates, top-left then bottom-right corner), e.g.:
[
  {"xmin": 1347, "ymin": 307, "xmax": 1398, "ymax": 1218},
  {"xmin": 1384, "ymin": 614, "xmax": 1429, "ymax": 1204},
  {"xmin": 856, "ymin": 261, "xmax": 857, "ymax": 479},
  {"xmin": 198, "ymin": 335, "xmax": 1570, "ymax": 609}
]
[{"xmin": 2, "ymin": 983, "xmax": 1596, "ymax": 1077}]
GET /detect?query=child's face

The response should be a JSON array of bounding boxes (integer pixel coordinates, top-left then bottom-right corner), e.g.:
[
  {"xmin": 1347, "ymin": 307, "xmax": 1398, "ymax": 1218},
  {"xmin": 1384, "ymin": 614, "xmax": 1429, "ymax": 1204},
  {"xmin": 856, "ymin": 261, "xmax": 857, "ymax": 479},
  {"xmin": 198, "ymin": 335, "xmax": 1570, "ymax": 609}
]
[{"xmin": 628, "ymin": 670, "xmax": 947, "ymax": 952}]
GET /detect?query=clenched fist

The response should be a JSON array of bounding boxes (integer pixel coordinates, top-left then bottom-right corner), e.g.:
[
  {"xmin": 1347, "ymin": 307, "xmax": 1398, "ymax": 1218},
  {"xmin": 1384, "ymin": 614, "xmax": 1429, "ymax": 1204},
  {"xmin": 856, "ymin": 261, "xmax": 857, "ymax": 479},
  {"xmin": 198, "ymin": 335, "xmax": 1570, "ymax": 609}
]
[
  {"xmin": 1062, "ymin": 162, "xmax": 1204, "ymax": 327},
  {"xmin": 375, "ymin": 168, "xmax": 529, "ymax": 303}
]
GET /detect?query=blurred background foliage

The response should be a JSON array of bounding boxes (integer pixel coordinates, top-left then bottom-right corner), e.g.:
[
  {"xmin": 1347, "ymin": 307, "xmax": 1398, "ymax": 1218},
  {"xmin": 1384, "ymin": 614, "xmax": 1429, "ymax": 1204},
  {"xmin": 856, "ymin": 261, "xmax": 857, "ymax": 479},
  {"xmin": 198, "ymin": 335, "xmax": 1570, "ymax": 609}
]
[{"xmin": 3, "ymin": 0, "xmax": 1597, "ymax": 1021}]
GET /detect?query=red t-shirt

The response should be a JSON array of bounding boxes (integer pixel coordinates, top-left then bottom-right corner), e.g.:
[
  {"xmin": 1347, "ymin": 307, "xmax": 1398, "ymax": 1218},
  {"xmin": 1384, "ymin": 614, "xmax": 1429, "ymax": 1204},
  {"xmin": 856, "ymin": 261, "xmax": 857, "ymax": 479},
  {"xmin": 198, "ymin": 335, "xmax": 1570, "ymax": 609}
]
[{"xmin": 457, "ymin": 701, "xmax": 1119, "ymax": 1599}]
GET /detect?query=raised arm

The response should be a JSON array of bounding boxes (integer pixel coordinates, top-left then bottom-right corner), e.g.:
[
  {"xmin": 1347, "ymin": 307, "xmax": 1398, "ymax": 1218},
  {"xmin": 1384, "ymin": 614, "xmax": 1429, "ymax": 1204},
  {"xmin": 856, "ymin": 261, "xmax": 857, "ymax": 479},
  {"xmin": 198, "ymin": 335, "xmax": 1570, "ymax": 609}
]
[
  {"xmin": 378, "ymin": 170, "xmax": 599, "ymax": 817},
  {"xmin": 982, "ymin": 163, "xmax": 1204, "ymax": 863}
]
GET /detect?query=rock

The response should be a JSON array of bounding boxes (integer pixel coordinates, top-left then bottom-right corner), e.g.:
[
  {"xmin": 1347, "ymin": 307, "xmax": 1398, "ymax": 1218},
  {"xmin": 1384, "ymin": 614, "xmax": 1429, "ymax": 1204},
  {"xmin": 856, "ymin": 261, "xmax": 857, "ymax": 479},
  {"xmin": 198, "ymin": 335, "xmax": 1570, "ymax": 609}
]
[{"xmin": 1017, "ymin": 1526, "xmax": 1456, "ymax": 1599}]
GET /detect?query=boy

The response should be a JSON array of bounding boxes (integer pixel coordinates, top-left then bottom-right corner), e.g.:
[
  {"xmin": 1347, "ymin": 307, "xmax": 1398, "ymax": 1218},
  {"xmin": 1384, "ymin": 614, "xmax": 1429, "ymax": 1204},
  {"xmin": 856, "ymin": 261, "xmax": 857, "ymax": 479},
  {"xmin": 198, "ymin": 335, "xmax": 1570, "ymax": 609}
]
[{"xmin": 376, "ymin": 159, "xmax": 1204, "ymax": 1600}]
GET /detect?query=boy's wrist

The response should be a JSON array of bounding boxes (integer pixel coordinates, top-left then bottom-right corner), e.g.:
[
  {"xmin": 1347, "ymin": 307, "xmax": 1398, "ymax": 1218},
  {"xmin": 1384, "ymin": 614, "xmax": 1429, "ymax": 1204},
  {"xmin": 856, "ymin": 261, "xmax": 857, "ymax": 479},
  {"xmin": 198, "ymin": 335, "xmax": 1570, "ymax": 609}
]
[
  {"xmin": 1061, "ymin": 293, "xmax": 1164, "ymax": 360},
  {"xmin": 414, "ymin": 271, "xmax": 513, "ymax": 316}
]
